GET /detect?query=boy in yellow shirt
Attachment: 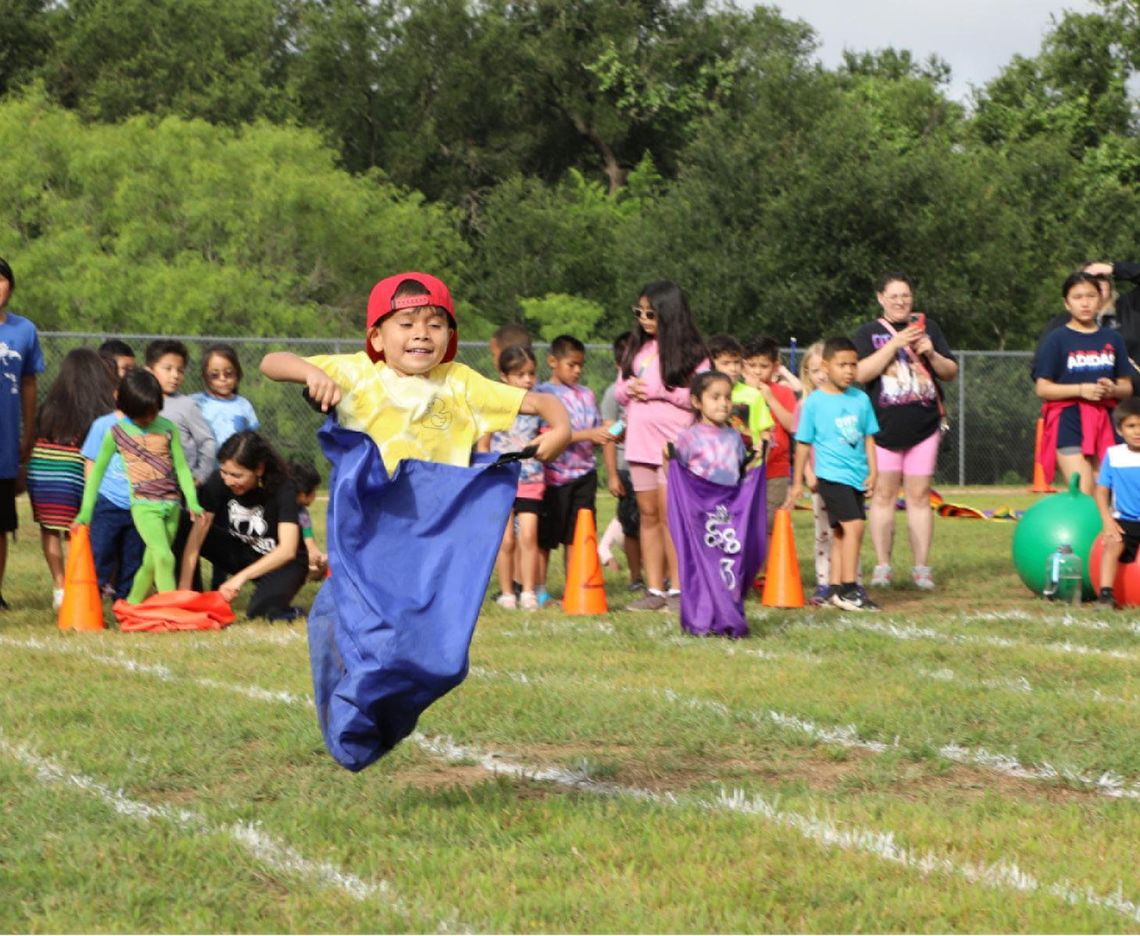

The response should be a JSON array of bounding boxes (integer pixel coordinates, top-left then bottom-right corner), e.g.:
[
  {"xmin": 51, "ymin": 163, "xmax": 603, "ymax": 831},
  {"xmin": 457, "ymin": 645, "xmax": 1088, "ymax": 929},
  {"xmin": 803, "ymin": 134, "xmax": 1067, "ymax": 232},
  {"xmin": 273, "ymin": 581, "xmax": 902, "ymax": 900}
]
[
  {"xmin": 260, "ymin": 272, "xmax": 570, "ymax": 771},
  {"xmin": 262, "ymin": 273, "xmax": 568, "ymax": 468}
]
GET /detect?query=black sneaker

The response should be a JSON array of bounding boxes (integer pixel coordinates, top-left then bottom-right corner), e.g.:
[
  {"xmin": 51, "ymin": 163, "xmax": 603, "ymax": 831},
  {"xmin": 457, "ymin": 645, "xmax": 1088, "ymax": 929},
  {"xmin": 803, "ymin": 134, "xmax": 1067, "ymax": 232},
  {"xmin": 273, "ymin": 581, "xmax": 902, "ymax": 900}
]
[
  {"xmin": 831, "ymin": 586, "xmax": 879, "ymax": 612},
  {"xmin": 1098, "ymin": 588, "xmax": 1117, "ymax": 608},
  {"xmin": 0, "ymin": 593, "xmax": 8, "ymax": 611},
  {"xmin": 269, "ymin": 606, "xmax": 305, "ymax": 622},
  {"xmin": 628, "ymin": 579, "xmax": 646, "ymax": 593}
]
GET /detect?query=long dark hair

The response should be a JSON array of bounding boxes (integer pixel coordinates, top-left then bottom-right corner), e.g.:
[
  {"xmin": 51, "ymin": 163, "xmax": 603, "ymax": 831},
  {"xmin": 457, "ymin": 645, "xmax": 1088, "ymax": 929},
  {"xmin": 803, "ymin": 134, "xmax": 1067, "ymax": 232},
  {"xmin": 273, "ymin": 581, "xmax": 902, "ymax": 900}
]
[
  {"xmin": 35, "ymin": 348, "xmax": 116, "ymax": 444},
  {"xmin": 217, "ymin": 430, "xmax": 289, "ymax": 493},
  {"xmin": 621, "ymin": 280, "xmax": 707, "ymax": 391}
]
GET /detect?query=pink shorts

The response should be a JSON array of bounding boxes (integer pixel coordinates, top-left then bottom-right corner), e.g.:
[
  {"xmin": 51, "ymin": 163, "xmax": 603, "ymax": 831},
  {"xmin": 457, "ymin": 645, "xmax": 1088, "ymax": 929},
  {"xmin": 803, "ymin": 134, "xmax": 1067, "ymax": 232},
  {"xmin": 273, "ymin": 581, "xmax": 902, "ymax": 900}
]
[
  {"xmin": 875, "ymin": 432, "xmax": 940, "ymax": 477},
  {"xmin": 629, "ymin": 461, "xmax": 667, "ymax": 493}
]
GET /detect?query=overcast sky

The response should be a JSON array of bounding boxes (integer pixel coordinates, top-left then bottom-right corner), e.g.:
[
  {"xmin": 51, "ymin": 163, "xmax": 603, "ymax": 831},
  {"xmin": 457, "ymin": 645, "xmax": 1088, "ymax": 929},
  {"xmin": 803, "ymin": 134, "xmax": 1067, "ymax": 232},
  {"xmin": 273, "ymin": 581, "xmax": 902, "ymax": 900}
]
[{"xmin": 766, "ymin": 0, "xmax": 1103, "ymax": 102}]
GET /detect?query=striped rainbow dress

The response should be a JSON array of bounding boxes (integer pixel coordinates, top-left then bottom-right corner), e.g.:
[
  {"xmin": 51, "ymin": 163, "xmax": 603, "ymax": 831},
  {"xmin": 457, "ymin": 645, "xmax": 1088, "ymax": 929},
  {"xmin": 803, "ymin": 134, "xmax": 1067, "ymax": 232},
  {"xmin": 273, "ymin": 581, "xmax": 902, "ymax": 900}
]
[{"xmin": 26, "ymin": 438, "xmax": 86, "ymax": 531}]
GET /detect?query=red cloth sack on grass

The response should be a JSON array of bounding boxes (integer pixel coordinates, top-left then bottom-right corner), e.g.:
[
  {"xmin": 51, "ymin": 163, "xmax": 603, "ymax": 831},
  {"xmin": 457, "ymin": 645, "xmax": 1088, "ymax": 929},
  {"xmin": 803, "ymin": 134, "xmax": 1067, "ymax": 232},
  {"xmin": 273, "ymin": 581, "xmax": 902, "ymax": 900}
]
[{"xmin": 113, "ymin": 590, "xmax": 236, "ymax": 632}]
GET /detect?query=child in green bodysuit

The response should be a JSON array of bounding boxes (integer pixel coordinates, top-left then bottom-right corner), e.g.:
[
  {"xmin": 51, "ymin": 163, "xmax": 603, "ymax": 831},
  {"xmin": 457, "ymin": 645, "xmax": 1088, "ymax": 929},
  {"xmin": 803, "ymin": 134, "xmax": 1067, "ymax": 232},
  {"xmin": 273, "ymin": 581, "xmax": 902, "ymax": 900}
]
[{"xmin": 75, "ymin": 369, "xmax": 201, "ymax": 604}]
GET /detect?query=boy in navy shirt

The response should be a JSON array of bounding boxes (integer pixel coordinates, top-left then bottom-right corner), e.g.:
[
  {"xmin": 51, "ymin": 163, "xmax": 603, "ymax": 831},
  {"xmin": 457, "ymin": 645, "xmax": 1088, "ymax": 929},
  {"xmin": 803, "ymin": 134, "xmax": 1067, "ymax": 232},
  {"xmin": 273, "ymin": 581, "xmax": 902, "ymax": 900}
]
[
  {"xmin": 1095, "ymin": 397, "xmax": 1140, "ymax": 606},
  {"xmin": 0, "ymin": 258, "xmax": 45, "ymax": 610},
  {"xmin": 786, "ymin": 337, "xmax": 879, "ymax": 611}
]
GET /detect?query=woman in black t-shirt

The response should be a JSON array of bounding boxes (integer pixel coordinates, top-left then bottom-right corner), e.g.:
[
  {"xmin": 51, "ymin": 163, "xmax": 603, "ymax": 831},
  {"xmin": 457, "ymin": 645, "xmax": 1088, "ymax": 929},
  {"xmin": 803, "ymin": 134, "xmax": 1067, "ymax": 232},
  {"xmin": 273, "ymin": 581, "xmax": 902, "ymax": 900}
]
[
  {"xmin": 178, "ymin": 430, "xmax": 308, "ymax": 620},
  {"xmin": 853, "ymin": 272, "xmax": 958, "ymax": 592}
]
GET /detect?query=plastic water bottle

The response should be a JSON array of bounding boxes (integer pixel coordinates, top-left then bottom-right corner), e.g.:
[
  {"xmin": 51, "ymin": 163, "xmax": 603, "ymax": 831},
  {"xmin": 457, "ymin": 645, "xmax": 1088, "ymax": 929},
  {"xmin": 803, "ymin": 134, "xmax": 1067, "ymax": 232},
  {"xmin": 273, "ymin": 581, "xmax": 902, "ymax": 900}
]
[{"xmin": 1043, "ymin": 544, "xmax": 1083, "ymax": 607}]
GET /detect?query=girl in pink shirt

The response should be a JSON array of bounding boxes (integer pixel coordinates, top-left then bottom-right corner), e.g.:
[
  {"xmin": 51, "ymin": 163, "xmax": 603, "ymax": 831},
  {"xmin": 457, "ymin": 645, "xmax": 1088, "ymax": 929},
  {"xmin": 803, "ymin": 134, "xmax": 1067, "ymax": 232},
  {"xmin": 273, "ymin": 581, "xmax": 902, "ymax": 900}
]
[{"xmin": 616, "ymin": 280, "xmax": 708, "ymax": 612}]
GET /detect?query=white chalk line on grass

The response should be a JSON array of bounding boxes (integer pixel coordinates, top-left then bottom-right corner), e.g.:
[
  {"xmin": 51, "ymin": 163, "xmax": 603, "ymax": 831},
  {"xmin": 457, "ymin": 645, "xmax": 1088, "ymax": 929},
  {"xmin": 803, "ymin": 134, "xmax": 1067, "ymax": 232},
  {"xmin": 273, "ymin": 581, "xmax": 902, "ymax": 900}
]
[
  {"xmin": 12, "ymin": 632, "xmax": 1138, "ymax": 803},
  {"xmin": 0, "ymin": 729, "xmax": 391, "ymax": 905},
  {"xmin": 0, "ymin": 635, "xmax": 308, "ymax": 706},
  {"xmin": 416, "ymin": 733, "xmax": 1140, "ymax": 926},
  {"xmin": 918, "ymin": 667, "xmax": 1137, "ymax": 708},
  {"xmin": 8, "ymin": 635, "xmax": 1140, "ymax": 923},
  {"xmin": 954, "ymin": 609, "xmax": 1140, "ymax": 637},
  {"xmin": 818, "ymin": 617, "xmax": 1140, "ymax": 663},
  {"xmin": 466, "ymin": 664, "xmax": 1140, "ymax": 800}
]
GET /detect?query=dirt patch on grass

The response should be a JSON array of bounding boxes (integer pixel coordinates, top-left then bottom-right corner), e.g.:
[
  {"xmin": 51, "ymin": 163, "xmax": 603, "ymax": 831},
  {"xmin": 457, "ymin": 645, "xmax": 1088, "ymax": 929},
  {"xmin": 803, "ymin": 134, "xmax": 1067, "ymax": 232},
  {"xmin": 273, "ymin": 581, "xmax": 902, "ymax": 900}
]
[{"xmin": 405, "ymin": 736, "xmax": 1112, "ymax": 808}]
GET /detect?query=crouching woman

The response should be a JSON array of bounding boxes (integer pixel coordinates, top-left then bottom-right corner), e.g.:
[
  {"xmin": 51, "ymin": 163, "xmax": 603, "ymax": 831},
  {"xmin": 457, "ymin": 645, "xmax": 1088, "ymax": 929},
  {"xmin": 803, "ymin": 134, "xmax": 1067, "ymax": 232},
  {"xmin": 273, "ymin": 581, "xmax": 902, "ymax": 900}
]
[{"xmin": 179, "ymin": 430, "xmax": 309, "ymax": 620}]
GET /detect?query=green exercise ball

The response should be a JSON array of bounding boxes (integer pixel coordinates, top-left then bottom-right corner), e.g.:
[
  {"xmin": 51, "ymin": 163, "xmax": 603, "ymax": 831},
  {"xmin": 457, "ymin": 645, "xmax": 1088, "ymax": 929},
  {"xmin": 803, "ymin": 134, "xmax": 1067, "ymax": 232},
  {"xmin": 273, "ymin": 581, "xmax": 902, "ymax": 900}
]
[{"xmin": 1011, "ymin": 474, "xmax": 1101, "ymax": 598}]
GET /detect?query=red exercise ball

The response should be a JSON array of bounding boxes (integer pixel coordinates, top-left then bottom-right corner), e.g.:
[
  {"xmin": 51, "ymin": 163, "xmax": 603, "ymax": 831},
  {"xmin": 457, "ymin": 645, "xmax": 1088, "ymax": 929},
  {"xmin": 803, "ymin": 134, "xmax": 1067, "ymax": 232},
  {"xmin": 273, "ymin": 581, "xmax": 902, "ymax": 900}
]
[{"xmin": 1088, "ymin": 533, "xmax": 1140, "ymax": 607}]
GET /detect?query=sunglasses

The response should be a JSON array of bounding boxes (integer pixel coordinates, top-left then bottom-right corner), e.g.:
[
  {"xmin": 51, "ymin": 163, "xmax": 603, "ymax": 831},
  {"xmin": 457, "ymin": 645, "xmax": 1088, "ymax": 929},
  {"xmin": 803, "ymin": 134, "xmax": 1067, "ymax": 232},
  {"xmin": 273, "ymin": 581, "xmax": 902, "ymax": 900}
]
[{"xmin": 631, "ymin": 306, "xmax": 657, "ymax": 321}]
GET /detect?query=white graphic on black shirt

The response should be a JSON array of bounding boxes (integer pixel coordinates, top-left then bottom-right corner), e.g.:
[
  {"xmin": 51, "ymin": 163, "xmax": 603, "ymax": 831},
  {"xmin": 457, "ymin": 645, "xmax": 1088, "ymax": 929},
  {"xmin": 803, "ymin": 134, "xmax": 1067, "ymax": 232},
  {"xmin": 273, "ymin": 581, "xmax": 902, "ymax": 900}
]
[{"xmin": 227, "ymin": 500, "xmax": 276, "ymax": 555}]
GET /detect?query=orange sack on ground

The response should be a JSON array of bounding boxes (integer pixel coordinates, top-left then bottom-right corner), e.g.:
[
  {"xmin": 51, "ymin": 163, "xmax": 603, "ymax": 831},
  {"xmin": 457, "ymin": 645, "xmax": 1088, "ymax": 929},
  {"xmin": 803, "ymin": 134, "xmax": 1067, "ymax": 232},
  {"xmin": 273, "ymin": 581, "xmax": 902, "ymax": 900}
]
[{"xmin": 113, "ymin": 590, "xmax": 236, "ymax": 632}]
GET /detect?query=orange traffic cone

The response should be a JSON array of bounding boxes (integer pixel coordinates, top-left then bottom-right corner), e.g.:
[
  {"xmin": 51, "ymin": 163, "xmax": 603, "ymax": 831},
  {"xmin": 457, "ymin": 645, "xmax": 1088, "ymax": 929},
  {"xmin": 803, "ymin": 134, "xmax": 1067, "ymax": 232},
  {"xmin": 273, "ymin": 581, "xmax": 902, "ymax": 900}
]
[
  {"xmin": 58, "ymin": 524, "xmax": 105, "ymax": 631},
  {"xmin": 1028, "ymin": 417, "xmax": 1057, "ymax": 493},
  {"xmin": 561, "ymin": 508, "xmax": 609, "ymax": 615},
  {"xmin": 761, "ymin": 509, "xmax": 804, "ymax": 609}
]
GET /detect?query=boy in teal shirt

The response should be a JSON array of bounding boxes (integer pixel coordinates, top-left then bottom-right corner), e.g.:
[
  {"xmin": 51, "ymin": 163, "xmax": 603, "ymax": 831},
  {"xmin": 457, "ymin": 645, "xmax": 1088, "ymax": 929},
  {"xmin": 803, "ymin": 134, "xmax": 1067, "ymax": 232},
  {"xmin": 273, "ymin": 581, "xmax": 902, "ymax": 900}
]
[{"xmin": 787, "ymin": 337, "xmax": 879, "ymax": 611}]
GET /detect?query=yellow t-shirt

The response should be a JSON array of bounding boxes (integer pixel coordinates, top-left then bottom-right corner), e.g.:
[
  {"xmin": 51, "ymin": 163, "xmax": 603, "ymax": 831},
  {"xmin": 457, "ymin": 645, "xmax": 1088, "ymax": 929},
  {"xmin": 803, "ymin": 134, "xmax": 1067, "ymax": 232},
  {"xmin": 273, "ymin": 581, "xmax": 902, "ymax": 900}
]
[
  {"xmin": 730, "ymin": 382, "xmax": 775, "ymax": 444},
  {"xmin": 304, "ymin": 352, "xmax": 525, "ymax": 472}
]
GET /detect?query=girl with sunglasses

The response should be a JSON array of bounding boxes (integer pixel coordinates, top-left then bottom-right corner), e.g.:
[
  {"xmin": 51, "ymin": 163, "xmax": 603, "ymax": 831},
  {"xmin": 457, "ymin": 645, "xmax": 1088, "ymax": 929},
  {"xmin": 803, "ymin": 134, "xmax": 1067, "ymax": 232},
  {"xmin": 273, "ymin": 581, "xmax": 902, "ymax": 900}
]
[{"xmin": 615, "ymin": 281, "xmax": 708, "ymax": 612}]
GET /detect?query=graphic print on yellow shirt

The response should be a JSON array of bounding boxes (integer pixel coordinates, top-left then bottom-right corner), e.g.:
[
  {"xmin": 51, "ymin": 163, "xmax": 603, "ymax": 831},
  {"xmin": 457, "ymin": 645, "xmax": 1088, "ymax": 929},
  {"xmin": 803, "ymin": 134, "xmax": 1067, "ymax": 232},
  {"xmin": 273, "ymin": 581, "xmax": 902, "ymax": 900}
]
[{"xmin": 303, "ymin": 352, "xmax": 525, "ymax": 472}]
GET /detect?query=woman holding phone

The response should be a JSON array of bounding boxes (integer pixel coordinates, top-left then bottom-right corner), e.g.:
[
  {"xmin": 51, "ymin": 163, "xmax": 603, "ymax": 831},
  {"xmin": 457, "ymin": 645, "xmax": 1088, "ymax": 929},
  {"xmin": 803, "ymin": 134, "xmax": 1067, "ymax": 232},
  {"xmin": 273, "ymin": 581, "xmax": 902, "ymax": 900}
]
[{"xmin": 853, "ymin": 272, "xmax": 958, "ymax": 591}]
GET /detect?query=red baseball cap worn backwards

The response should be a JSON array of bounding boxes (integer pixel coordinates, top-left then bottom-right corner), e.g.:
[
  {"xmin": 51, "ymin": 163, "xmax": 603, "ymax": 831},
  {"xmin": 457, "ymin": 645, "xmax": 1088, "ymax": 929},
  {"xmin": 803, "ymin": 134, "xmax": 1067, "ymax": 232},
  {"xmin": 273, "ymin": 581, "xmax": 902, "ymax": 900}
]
[{"xmin": 365, "ymin": 272, "xmax": 458, "ymax": 364}]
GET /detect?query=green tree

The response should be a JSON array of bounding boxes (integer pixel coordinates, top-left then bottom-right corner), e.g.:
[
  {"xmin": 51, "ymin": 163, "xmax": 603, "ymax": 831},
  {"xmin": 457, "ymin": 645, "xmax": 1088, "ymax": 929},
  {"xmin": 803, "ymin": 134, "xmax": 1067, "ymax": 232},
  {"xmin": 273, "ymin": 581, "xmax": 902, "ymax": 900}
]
[
  {"xmin": 0, "ymin": 94, "xmax": 468, "ymax": 337},
  {"xmin": 519, "ymin": 293, "xmax": 606, "ymax": 342},
  {"xmin": 39, "ymin": 0, "xmax": 296, "ymax": 124}
]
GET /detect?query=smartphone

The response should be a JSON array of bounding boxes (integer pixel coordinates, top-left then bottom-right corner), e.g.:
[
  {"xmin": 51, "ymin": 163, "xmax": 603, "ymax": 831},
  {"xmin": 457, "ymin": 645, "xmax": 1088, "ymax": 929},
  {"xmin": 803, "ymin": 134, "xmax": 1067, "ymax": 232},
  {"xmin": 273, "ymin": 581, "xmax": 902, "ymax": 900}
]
[
  {"xmin": 607, "ymin": 419, "xmax": 625, "ymax": 437},
  {"xmin": 909, "ymin": 312, "xmax": 926, "ymax": 330}
]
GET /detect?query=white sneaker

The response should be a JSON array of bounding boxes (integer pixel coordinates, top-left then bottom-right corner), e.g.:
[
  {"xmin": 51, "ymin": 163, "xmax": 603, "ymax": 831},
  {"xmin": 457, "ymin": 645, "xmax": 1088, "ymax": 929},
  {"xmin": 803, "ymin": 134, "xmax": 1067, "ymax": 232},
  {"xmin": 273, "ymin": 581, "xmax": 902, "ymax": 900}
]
[
  {"xmin": 912, "ymin": 566, "xmax": 935, "ymax": 590},
  {"xmin": 495, "ymin": 593, "xmax": 517, "ymax": 610},
  {"xmin": 52, "ymin": 587, "xmax": 65, "ymax": 611},
  {"xmin": 870, "ymin": 564, "xmax": 892, "ymax": 587},
  {"xmin": 519, "ymin": 590, "xmax": 539, "ymax": 611}
]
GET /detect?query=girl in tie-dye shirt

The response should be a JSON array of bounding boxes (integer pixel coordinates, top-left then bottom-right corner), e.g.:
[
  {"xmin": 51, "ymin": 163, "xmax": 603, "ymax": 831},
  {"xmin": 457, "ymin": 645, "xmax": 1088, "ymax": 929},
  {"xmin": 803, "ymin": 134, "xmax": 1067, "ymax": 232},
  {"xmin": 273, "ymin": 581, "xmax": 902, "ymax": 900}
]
[
  {"xmin": 671, "ymin": 371, "xmax": 747, "ymax": 486},
  {"xmin": 487, "ymin": 345, "xmax": 545, "ymax": 610}
]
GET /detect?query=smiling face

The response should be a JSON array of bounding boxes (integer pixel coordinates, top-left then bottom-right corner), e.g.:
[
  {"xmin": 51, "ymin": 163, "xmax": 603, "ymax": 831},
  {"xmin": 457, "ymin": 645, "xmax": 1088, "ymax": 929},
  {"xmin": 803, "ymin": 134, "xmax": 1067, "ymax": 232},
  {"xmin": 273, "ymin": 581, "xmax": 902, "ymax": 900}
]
[
  {"xmin": 369, "ymin": 306, "xmax": 452, "ymax": 377},
  {"xmin": 219, "ymin": 458, "xmax": 263, "ymax": 496},
  {"xmin": 877, "ymin": 279, "xmax": 914, "ymax": 324},
  {"xmin": 1063, "ymin": 281, "xmax": 1102, "ymax": 329},
  {"xmin": 147, "ymin": 353, "xmax": 186, "ymax": 395}
]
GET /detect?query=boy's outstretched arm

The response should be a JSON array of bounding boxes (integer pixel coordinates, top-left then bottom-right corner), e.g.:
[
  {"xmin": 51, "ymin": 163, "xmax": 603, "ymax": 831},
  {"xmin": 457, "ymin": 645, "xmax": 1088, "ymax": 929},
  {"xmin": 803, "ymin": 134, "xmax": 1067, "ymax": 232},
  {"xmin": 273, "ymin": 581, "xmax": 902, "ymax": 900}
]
[
  {"xmin": 260, "ymin": 352, "xmax": 342, "ymax": 412},
  {"xmin": 520, "ymin": 391, "xmax": 571, "ymax": 462}
]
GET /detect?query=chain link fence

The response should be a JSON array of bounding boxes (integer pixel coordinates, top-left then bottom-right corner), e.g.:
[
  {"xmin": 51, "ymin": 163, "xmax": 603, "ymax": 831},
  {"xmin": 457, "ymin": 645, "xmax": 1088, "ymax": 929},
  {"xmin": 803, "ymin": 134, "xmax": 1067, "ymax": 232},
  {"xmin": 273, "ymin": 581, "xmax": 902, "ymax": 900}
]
[{"xmin": 37, "ymin": 333, "xmax": 1037, "ymax": 486}]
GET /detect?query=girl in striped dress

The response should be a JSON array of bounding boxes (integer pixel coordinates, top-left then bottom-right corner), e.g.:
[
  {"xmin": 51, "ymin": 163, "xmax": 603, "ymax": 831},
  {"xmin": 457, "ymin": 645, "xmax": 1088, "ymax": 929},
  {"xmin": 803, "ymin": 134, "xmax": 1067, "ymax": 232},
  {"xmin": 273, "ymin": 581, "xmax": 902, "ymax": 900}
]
[{"xmin": 26, "ymin": 348, "xmax": 117, "ymax": 609}]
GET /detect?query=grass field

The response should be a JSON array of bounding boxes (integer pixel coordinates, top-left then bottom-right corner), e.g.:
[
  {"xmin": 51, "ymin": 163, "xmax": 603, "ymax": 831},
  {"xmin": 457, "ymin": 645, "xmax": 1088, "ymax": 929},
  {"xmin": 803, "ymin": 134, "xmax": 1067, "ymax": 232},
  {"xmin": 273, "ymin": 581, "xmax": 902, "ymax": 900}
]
[{"xmin": 3, "ymin": 487, "xmax": 1140, "ymax": 932}]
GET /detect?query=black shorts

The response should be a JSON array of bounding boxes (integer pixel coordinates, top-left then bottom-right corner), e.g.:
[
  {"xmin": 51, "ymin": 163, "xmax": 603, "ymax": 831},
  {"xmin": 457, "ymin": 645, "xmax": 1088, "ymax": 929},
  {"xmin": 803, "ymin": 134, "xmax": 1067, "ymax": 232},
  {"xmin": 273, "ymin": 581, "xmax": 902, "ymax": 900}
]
[
  {"xmin": 1056, "ymin": 406, "xmax": 1084, "ymax": 451},
  {"xmin": 1119, "ymin": 519, "xmax": 1140, "ymax": 564},
  {"xmin": 539, "ymin": 471, "xmax": 598, "ymax": 549},
  {"xmin": 514, "ymin": 497, "xmax": 543, "ymax": 516},
  {"xmin": 0, "ymin": 478, "xmax": 16, "ymax": 533},
  {"xmin": 816, "ymin": 478, "xmax": 866, "ymax": 527},
  {"xmin": 616, "ymin": 469, "xmax": 640, "ymax": 538}
]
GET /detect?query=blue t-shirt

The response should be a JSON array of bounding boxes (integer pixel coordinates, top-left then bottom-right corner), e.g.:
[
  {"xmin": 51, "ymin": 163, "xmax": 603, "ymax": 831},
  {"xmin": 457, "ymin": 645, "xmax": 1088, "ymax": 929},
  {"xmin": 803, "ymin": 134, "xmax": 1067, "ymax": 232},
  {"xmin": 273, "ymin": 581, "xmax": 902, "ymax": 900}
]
[
  {"xmin": 1096, "ymin": 444, "xmax": 1140, "ymax": 521},
  {"xmin": 0, "ymin": 311, "xmax": 46, "ymax": 477},
  {"xmin": 190, "ymin": 392, "xmax": 260, "ymax": 450},
  {"xmin": 1031, "ymin": 325, "xmax": 1130, "ymax": 385},
  {"xmin": 794, "ymin": 387, "xmax": 880, "ymax": 490},
  {"xmin": 81, "ymin": 412, "xmax": 131, "ymax": 509}
]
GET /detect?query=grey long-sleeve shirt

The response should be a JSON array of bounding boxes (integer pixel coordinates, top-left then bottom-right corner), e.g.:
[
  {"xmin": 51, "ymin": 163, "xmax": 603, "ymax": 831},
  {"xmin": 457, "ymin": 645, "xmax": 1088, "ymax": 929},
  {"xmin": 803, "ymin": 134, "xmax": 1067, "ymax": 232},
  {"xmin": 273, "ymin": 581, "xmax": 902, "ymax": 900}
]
[{"xmin": 161, "ymin": 393, "xmax": 217, "ymax": 484}]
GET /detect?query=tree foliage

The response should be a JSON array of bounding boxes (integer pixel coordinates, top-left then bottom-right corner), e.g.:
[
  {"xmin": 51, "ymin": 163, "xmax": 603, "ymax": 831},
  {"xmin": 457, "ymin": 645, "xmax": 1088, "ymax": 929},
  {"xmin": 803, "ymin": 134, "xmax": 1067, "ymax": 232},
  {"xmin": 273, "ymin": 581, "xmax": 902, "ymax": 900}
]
[
  {"xmin": 0, "ymin": 0, "xmax": 1135, "ymax": 351},
  {"xmin": 0, "ymin": 94, "xmax": 467, "ymax": 336}
]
